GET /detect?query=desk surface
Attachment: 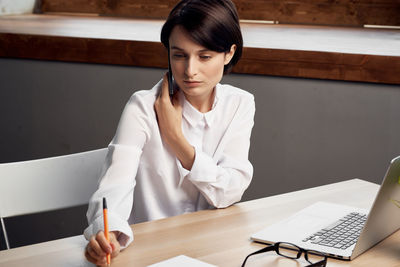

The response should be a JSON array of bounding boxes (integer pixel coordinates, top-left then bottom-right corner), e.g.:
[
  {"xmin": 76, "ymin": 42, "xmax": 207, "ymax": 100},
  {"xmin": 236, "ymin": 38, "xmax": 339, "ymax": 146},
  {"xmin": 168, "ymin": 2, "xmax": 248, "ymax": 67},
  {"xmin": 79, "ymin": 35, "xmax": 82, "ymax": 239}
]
[{"xmin": 1, "ymin": 179, "xmax": 398, "ymax": 267}]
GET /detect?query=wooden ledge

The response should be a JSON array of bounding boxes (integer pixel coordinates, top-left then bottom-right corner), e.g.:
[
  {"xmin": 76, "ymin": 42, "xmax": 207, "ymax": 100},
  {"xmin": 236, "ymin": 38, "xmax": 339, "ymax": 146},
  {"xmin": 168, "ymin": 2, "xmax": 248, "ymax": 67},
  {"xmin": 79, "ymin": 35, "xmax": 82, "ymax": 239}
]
[{"xmin": 0, "ymin": 14, "xmax": 399, "ymax": 84}]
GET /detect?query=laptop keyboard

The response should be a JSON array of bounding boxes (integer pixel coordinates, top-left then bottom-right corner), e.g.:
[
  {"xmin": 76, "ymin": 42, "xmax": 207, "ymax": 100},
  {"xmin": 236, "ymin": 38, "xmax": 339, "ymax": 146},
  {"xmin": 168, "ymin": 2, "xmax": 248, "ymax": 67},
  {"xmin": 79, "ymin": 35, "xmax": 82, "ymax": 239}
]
[{"xmin": 302, "ymin": 212, "xmax": 367, "ymax": 250}]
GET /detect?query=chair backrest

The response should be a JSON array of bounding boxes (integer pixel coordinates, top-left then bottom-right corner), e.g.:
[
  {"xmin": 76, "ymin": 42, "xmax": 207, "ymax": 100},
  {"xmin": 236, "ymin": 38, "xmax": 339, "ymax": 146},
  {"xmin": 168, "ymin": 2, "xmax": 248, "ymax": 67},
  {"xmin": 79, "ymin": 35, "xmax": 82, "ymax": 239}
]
[{"xmin": 0, "ymin": 148, "xmax": 107, "ymax": 218}]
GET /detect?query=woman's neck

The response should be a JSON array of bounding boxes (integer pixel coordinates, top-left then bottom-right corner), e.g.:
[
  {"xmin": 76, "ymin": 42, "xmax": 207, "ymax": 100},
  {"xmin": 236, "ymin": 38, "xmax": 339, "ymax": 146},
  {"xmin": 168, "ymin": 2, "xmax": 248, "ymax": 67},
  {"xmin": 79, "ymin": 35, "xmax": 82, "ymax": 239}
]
[{"xmin": 184, "ymin": 88, "xmax": 216, "ymax": 113}]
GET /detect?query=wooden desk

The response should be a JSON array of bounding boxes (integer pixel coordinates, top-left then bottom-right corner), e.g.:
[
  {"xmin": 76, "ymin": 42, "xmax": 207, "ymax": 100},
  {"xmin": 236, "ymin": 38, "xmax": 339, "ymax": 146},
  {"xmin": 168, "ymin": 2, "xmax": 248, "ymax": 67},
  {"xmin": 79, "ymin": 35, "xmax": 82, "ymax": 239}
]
[{"xmin": 1, "ymin": 179, "xmax": 398, "ymax": 267}]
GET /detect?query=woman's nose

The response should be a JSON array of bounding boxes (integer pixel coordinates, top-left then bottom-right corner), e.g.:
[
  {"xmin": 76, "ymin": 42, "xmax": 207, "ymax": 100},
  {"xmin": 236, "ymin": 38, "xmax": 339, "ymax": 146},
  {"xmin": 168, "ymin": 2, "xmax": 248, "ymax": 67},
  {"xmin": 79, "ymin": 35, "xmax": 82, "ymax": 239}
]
[{"xmin": 184, "ymin": 57, "xmax": 198, "ymax": 77}]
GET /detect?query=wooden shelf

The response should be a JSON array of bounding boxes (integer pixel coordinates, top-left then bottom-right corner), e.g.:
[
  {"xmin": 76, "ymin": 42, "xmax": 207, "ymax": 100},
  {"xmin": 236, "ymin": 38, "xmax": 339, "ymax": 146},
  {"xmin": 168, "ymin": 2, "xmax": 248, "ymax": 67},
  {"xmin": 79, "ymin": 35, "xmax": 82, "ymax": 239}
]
[
  {"xmin": 40, "ymin": 0, "xmax": 400, "ymax": 27},
  {"xmin": 0, "ymin": 14, "xmax": 399, "ymax": 84}
]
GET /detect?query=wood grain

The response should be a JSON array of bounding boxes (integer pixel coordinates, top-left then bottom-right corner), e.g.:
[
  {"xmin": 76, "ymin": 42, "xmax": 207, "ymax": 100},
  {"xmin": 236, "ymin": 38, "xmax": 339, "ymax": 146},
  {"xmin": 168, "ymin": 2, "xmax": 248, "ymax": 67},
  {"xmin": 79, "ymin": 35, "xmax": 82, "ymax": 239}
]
[
  {"xmin": 235, "ymin": 47, "xmax": 400, "ymax": 84},
  {"xmin": 0, "ymin": 33, "xmax": 167, "ymax": 67},
  {"xmin": 234, "ymin": 0, "xmax": 400, "ymax": 26},
  {"xmin": 0, "ymin": 14, "xmax": 399, "ymax": 84},
  {"xmin": 41, "ymin": 0, "xmax": 179, "ymax": 19},
  {"xmin": 0, "ymin": 179, "xmax": 394, "ymax": 267},
  {"xmin": 39, "ymin": 0, "xmax": 400, "ymax": 26}
]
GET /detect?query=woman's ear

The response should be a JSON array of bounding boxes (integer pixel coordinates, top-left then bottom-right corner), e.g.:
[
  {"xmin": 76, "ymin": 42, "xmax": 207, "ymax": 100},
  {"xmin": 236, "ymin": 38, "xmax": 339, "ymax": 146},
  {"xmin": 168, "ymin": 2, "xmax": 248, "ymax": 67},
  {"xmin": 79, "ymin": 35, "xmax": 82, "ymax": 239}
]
[{"xmin": 224, "ymin": 44, "xmax": 237, "ymax": 65}]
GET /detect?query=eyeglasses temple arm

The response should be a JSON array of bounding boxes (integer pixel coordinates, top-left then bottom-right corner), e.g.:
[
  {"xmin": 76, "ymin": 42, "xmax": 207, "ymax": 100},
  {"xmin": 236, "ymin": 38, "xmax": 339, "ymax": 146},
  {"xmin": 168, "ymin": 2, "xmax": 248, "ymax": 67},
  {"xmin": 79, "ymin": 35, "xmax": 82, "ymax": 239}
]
[
  {"xmin": 241, "ymin": 245, "xmax": 275, "ymax": 267},
  {"xmin": 306, "ymin": 257, "xmax": 327, "ymax": 267}
]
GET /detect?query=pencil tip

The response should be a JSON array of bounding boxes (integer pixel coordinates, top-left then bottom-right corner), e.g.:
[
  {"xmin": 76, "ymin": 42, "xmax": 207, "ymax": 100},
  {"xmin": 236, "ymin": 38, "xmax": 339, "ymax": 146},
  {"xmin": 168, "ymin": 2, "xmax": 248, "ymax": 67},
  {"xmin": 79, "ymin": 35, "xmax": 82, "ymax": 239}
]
[{"xmin": 103, "ymin": 197, "xmax": 107, "ymax": 209}]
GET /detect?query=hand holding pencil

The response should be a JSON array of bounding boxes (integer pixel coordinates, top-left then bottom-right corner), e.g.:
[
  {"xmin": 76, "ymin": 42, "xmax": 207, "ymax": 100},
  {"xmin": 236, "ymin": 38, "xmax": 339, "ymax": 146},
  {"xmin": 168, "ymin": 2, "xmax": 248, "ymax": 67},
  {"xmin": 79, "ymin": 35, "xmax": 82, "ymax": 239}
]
[{"xmin": 84, "ymin": 198, "xmax": 121, "ymax": 266}]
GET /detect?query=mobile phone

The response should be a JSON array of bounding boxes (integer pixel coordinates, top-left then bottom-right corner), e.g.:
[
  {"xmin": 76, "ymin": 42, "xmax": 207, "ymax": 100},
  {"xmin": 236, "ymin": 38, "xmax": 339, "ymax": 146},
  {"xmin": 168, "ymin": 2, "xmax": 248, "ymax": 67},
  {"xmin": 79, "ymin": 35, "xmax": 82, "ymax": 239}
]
[{"xmin": 167, "ymin": 47, "xmax": 174, "ymax": 97}]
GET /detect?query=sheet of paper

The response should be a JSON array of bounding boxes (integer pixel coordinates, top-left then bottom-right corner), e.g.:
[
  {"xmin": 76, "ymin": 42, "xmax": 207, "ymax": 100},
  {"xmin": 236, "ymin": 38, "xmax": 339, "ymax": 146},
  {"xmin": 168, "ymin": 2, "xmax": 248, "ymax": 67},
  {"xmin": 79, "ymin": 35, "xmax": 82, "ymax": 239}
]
[{"xmin": 147, "ymin": 255, "xmax": 217, "ymax": 267}]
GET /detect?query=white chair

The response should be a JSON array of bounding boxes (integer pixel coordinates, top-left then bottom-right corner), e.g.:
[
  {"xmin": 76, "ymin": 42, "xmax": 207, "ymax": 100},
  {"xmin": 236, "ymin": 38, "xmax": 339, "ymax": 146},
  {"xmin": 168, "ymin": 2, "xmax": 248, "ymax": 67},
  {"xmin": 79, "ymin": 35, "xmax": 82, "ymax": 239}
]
[{"xmin": 0, "ymin": 148, "xmax": 107, "ymax": 249}]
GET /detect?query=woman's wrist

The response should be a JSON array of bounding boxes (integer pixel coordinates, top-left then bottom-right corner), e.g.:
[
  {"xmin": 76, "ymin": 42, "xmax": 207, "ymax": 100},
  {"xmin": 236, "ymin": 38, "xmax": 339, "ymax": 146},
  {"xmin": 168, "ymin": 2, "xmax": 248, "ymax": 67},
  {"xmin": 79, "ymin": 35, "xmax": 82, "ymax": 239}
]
[
  {"xmin": 170, "ymin": 135, "xmax": 195, "ymax": 170},
  {"xmin": 110, "ymin": 231, "xmax": 120, "ymax": 240}
]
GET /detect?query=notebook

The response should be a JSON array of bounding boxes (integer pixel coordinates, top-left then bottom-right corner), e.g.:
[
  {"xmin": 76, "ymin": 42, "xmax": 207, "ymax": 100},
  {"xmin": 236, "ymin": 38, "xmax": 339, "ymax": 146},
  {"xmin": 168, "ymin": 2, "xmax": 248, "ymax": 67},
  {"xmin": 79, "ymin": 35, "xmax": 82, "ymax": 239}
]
[{"xmin": 251, "ymin": 155, "xmax": 400, "ymax": 260}]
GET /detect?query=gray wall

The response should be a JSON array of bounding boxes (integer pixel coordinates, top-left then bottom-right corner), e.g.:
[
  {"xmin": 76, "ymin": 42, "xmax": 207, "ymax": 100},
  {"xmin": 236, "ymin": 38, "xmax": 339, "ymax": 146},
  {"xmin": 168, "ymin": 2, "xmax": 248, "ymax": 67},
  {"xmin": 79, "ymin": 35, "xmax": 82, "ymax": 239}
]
[{"xmin": 1, "ymin": 58, "xmax": 400, "ymax": 202}]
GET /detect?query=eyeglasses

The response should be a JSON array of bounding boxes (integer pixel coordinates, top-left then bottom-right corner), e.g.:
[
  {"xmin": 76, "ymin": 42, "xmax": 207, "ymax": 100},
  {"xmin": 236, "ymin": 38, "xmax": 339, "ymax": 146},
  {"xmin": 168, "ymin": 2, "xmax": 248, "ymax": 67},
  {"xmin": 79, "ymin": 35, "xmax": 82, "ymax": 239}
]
[{"xmin": 242, "ymin": 242, "xmax": 328, "ymax": 267}]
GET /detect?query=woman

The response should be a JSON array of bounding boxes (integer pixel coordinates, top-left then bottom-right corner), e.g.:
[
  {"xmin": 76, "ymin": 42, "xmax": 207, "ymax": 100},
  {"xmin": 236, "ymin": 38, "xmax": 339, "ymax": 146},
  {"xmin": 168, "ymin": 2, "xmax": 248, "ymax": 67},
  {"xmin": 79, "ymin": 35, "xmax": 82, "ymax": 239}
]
[{"xmin": 84, "ymin": 0, "xmax": 255, "ymax": 265}]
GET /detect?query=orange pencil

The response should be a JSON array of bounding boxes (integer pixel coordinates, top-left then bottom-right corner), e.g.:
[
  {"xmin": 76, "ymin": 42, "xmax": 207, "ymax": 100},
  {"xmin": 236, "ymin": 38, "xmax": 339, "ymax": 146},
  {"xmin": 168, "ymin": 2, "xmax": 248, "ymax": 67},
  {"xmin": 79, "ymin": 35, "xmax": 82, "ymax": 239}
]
[{"xmin": 103, "ymin": 197, "xmax": 111, "ymax": 266}]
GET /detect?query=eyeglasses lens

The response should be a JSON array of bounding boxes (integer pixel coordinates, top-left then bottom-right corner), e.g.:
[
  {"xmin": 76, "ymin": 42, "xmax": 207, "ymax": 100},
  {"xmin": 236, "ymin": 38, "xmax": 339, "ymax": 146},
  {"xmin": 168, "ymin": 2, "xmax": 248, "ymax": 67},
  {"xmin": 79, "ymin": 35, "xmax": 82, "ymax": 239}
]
[{"xmin": 277, "ymin": 243, "xmax": 301, "ymax": 259}]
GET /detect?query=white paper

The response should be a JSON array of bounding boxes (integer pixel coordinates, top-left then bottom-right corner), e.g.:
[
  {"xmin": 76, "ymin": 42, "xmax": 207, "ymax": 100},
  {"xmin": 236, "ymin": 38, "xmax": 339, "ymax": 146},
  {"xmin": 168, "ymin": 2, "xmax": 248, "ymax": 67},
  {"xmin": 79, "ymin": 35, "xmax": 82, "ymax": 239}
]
[{"xmin": 148, "ymin": 255, "xmax": 217, "ymax": 267}]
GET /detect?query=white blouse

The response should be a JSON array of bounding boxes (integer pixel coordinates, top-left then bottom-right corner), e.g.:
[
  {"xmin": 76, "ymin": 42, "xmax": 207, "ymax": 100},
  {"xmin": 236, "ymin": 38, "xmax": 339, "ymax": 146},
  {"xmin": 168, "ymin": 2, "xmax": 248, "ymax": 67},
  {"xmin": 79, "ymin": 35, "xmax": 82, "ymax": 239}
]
[{"xmin": 84, "ymin": 80, "xmax": 255, "ymax": 248}]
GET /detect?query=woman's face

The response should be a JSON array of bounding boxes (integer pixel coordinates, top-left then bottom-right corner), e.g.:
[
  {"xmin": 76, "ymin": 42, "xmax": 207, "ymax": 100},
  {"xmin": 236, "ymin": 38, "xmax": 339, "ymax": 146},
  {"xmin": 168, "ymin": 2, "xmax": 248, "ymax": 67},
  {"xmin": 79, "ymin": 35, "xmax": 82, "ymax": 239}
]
[{"xmin": 169, "ymin": 26, "xmax": 235, "ymax": 106}]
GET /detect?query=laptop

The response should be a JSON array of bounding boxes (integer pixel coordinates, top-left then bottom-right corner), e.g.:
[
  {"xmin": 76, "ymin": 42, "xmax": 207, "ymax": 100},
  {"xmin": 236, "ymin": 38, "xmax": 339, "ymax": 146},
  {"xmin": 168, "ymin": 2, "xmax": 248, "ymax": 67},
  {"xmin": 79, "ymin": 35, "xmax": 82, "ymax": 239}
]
[{"xmin": 251, "ymin": 155, "xmax": 400, "ymax": 260}]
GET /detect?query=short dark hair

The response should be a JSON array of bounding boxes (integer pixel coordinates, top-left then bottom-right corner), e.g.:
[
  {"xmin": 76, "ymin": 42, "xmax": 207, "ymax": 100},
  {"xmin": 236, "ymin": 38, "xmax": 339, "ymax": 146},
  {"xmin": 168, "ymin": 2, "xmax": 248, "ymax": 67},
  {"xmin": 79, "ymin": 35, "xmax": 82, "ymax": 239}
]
[{"xmin": 160, "ymin": 0, "xmax": 243, "ymax": 74}]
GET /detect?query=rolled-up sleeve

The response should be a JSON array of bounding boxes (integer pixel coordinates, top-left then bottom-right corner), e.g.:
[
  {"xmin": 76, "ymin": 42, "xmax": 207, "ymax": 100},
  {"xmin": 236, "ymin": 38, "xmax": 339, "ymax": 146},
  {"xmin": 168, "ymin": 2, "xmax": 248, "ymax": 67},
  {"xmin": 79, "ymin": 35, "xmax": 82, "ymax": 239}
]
[{"xmin": 185, "ymin": 94, "xmax": 255, "ymax": 208}]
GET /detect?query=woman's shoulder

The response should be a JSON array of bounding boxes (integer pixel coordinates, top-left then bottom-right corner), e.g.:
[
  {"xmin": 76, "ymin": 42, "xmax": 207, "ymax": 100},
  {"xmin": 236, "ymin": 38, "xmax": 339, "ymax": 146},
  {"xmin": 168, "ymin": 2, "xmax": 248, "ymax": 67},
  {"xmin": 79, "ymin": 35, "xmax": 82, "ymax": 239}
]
[
  {"xmin": 217, "ymin": 83, "xmax": 254, "ymax": 102},
  {"xmin": 126, "ymin": 80, "xmax": 161, "ymax": 106}
]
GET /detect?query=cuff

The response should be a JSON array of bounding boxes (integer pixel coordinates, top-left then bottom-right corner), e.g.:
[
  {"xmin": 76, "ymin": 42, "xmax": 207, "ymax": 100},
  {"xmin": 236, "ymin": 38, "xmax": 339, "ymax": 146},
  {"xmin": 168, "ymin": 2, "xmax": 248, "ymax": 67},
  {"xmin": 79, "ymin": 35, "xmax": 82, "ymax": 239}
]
[
  {"xmin": 84, "ymin": 212, "xmax": 134, "ymax": 249},
  {"xmin": 176, "ymin": 157, "xmax": 190, "ymax": 187},
  {"xmin": 187, "ymin": 146, "xmax": 218, "ymax": 183}
]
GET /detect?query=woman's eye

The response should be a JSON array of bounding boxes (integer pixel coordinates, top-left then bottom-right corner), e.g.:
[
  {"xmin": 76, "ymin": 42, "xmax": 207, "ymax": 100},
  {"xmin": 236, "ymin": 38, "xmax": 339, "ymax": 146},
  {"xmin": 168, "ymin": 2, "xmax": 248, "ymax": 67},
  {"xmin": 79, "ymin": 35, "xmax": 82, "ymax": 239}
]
[
  {"xmin": 200, "ymin": 55, "xmax": 211, "ymax": 60},
  {"xmin": 173, "ymin": 54, "xmax": 185, "ymax": 58}
]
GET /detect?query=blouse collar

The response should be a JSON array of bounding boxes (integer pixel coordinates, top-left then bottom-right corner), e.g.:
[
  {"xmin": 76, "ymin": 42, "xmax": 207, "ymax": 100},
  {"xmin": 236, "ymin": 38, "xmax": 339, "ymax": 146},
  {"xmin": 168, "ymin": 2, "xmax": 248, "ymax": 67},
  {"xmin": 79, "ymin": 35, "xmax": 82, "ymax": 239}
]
[{"xmin": 181, "ymin": 84, "xmax": 221, "ymax": 128}]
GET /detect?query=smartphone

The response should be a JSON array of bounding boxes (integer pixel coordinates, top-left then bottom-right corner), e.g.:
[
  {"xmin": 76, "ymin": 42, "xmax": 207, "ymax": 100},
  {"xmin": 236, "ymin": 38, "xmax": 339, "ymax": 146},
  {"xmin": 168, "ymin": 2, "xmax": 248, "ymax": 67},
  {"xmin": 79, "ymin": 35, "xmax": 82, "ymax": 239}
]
[{"xmin": 167, "ymin": 47, "xmax": 175, "ymax": 97}]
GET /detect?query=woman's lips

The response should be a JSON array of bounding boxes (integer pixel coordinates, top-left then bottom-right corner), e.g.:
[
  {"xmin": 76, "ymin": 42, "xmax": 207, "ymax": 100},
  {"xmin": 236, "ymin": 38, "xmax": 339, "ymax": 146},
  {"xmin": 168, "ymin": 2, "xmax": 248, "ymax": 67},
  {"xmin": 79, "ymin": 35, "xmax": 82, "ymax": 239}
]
[{"xmin": 184, "ymin": 80, "xmax": 202, "ymax": 87}]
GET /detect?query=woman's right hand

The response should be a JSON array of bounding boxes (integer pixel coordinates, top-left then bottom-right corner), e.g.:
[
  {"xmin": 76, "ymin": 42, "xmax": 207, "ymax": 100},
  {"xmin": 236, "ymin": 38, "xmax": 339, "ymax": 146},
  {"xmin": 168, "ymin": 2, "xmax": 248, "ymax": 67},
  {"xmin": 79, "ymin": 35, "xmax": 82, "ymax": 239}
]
[
  {"xmin": 154, "ymin": 73, "xmax": 195, "ymax": 170},
  {"xmin": 85, "ymin": 231, "xmax": 121, "ymax": 266}
]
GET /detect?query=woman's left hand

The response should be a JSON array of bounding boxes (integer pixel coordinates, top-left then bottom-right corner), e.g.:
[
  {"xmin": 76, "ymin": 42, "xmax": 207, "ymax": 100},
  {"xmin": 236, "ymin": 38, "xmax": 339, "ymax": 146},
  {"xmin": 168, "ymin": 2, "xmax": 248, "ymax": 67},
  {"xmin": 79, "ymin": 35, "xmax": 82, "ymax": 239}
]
[{"xmin": 154, "ymin": 73, "xmax": 195, "ymax": 170}]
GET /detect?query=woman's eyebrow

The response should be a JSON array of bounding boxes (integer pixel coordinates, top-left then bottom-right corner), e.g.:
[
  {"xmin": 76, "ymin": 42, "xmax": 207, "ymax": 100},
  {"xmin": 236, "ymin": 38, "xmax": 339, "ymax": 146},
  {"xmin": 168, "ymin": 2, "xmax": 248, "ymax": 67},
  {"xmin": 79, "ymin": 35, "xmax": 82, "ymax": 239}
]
[
  {"xmin": 171, "ymin": 46, "xmax": 184, "ymax": 51},
  {"xmin": 171, "ymin": 46, "xmax": 211, "ymax": 53}
]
